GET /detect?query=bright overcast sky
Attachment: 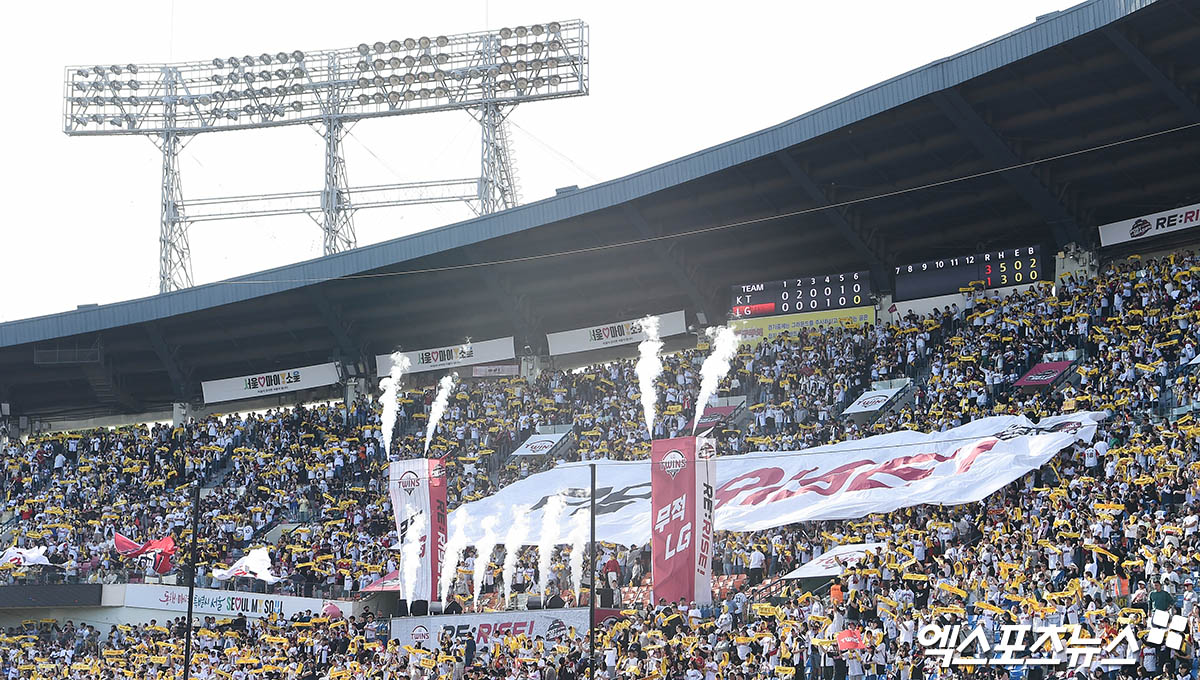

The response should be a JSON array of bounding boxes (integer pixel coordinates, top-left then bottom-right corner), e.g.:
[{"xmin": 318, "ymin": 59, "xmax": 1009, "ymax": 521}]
[{"xmin": 1, "ymin": 0, "xmax": 1073, "ymax": 323}]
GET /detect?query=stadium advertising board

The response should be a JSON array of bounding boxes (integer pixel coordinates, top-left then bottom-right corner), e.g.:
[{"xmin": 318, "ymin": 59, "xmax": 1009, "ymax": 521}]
[
  {"xmin": 842, "ymin": 386, "xmax": 905, "ymax": 415},
  {"xmin": 124, "ymin": 584, "xmax": 351, "ymax": 620},
  {"xmin": 730, "ymin": 306, "xmax": 875, "ymax": 344},
  {"xmin": 471, "ymin": 364, "xmax": 519, "ymax": 377},
  {"xmin": 201, "ymin": 362, "xmax": 340, "ymax": 404},
  {"xmin": 451, "ymin": 412, "xmax": 1102, "ymax": 545},
  {"xmin": 391, "ymin": 608, "xmax": 591, "ymax": 646},
  {"xmin": 545, "ymin": 310, "xmax": 686, "ymax": 356},
  {"xmin": 376, "ymin": 337, "xmax": 515, "ymax": 376},
  {"xmin": 1098, "ymin": 200, "xmax": 1200, "ymax": 247},
  {"xmin": 512, "ymin": 431, "xmax": 570, "ymax": 457}
]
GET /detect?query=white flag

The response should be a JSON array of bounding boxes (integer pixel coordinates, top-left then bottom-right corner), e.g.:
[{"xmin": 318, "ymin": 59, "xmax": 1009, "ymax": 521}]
[
  {"xmin": 212, "ymin": 547, "xmax": 282, "ymax": 584},
  {"xmin": 0, "ymin": 546, "xmax": 52, "ymax": 567}
]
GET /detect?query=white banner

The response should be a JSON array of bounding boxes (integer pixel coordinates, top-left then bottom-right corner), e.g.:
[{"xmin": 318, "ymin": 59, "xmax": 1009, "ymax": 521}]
[
  {"xmin": 376, "ymin": 337, "xmax": 515, "ymax": 376},
  {"xmin": 1098, "ymin": 201, "xmax": 1200, "ymax": 247},
  {"xmin": 782, "ymin": 543, "xmax": 887, "ymax": 579},
  {"xmin": 472, "ymin": 364, "xmax": 520, "ymax": 378},
  {"xmin": 123, "ymin": 584, "xmax": 353, "ymax": 620},
  {"xmin": 842, "ymin": 386, "xmax": 905, "ymax": 415},
  {"xmin": 388, "ymin": 459, "xmax": 448, "ymax": 602},
  {"xmin": 546, "ymin": 310, "xmax": 687, "ymax": 356},
  {"xmin": 391, "ymin": 608, "xmax": 589, "ymax": 646},
  {"xmin": 451, "ymin": 412, "xmax": 1102, "ymax": 545},
  {"xmin": 201, "ymin": 362, "xmax": 340, "ymax": 404},
  {"xmin": 512, "ymin": 431, "xmax": 570, "ymax": 457}
]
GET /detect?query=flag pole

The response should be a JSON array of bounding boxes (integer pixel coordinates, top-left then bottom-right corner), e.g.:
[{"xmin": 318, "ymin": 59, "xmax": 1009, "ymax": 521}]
[
  {"xmin": 182, "ymin": 480, "xmax": 201, "ymax": 680},
  {"xmin": 589, "ymin": 462, "xmax": 597, "ymax": 680}
]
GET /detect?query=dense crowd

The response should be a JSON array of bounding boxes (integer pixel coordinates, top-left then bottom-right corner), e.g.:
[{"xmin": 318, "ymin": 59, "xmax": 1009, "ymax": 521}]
[{"xmin": 6, "ymin": 250, "xmax": 1200, "ymax": 677}]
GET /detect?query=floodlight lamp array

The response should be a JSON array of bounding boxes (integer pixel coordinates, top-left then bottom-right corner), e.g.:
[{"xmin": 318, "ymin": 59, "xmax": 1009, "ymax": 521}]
[{"xmin": 62, "ymin": 20, "xmax": 587, "ymax": 135}]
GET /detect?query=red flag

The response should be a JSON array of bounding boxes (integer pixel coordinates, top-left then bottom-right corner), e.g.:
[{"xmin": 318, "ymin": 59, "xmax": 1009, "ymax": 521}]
[
  {"xmin": 114, "ymin": 532, "xmax": 143, "ymax": 556},
  {"xmin": 837, "ymin": 629, "xmax": 866, "ymax": 650},
  {"xmin": 152, "ymin": 551, "xmax": 174, "ymax": 575}
]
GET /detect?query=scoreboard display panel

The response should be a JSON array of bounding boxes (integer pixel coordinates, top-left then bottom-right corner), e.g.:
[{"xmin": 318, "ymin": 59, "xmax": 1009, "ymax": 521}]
[
  {"xmin": 893, "ymin": 245, "xmax": 1044, "ymax": 302},
  {"xmin": 730, "ymin": 270, "xmax": 871, "ymax": 319}
]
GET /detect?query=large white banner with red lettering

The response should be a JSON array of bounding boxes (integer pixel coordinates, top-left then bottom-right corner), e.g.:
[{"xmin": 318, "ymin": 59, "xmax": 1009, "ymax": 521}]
[
  {"xmin": 650, "ymin": 437, "xmax": 716, "ymax": 606},
  {"xmin": 388, "ymin": 458, "xmax": 449, "ymax": 602},
  {"xmin": 452, "ymin": 413, "xmax": 1102, "ymax": 545}
]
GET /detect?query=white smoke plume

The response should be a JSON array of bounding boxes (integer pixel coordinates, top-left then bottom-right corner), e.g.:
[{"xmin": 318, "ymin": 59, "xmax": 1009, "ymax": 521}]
[
  {"xmin": 693, "ymin": 326, "xmax": 740, "ymax": 434},
  {"xmin": 567, "ymin": 509, "xmax": 589, "ymax": 601},
  {"xmin": 472, "ymin": 515, "xmax": 500, "ymax": 611},
  {"xmin": 635, "ymin": 315, "xmax": 664, "ymax": 438},
  {"xmin": 500, "ymin": 505, "xmax": 531, "ymax": 606},
  {"xmin": 537, "ymin": 495, "xmax": 566, "ymax": 598},
  {"xmin": 379, "ymin": 352, "xmax": 411, "ymax": 456},
  {"xmin": 424, "ymin": 372, "xmax": 458, "ymax": 455},
  {"xmin": 439, "ymin": 507, "xmax": 470, "ymax": 604},
  {"xmin": 400, "ymin": 512, "xmax": 426, "ymax": 604}
]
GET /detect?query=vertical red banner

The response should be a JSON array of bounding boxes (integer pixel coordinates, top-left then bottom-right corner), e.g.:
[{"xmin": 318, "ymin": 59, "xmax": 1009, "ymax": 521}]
[
  {"xmin": 388, "ymin": 457, "xmax": 448, "ymax": 602},
  {"xmin": 650, "ymin": 436, "xmax": 715, "ymax": 606}
]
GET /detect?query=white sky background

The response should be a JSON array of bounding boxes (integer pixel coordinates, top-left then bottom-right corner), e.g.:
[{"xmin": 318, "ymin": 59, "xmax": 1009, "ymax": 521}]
[{"xmin": 0, "ymin": 0, "xmax": 1072, "ymax": 323}]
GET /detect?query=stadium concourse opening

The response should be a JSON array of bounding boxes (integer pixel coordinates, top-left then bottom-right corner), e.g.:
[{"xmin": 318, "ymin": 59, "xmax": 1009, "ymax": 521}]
[{"xmin": 4, "ymin": 1, "xmax": 1200, "ymax": 678}]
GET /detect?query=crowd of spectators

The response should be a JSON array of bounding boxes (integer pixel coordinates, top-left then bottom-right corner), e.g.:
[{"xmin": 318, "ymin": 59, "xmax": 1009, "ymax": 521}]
[{"xmin": 7, "ymin": 251, "xmax": 1200, "ymax": 677}]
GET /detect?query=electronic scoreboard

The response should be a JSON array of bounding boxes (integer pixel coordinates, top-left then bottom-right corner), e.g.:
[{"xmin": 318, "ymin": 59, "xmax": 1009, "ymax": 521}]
[
  {"xmin": 893, "ymin": 245, "xmax": 1044, "ymax": 302},
  {"xmin": 729, "ymin": 270, "xmax": 872, "ymax": 319}
]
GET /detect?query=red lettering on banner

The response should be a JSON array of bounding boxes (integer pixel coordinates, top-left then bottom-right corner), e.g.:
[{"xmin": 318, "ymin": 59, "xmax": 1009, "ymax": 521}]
[
  {"xmin": 714, "ymin": 468, "xmax": 785, "ymax": 510},
  {"xmin": 713, "ymin": 438, "xmax": 1001, "ymax": 508},
  {"xmin": 746, "ymin": 461, "xmax": 873, "ymax": 505},
  {"xmin": 846, "ymin": 453, "xmax": 941, "ymax": 491},
  {"xmin": 476, "ymin": 623, "xmax": 492, "ymax": 643}
]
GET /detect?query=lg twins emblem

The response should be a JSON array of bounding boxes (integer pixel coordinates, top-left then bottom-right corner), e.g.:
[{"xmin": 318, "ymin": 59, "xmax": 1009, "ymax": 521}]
[
  {"xmin": 660, "ymin": 450, "xmax": 687, "ymax": 479},
  {"xmin": 1026, "ymin": 369, "xmax": 1059, "ymax": 382},
  {"xmin": 1129, "ymin": 218, "xmax": 1152, "ymax": 238},
  {"xmin": 398, "ymin": 470, "xmax": 421, "ymax": 496}
]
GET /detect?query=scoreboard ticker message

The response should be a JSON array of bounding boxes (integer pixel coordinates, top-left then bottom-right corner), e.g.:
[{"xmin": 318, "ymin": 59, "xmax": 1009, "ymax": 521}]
[{"xmin": 729, "ymin": 271, "xmax": 872, "ymax": 320}]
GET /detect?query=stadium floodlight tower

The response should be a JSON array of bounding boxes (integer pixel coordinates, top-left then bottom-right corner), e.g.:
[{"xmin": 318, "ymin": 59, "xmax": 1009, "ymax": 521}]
[{"xmin": 62, "ymin": 21, "xmax": 590, "ymax": 293}]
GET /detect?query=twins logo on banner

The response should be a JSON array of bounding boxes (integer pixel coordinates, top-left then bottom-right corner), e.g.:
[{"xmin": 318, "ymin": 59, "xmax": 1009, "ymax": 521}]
[
  {"xmin": 650, "ymin": 436, "xmax": 715, "ymax": 606},
  {"xmin": 450, "ymin": 413, "xmax": 1103, "ymax": 546}
]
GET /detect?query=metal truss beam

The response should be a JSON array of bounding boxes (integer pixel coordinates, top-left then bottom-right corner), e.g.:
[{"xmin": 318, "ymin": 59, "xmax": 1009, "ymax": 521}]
[
  {"xmin": 144, "ymin": 323, "xmax": 191, "ymax": 401},
  {"xmin": 931, "ymin": 89, "xmax": 1084, "ymax": 248},
  {"xmin": 306, "ymin": 287, "xmax": 364, "ymax": 365},
  {"xmin": 1103, "ymin": 26, "xmax": 1200, "ymax": 122},
  {"xmin": 180, "ymin": 179, "xmax": 479, "ymax": 222},
  {"xmin": 775, "ymin": 151, "xmax": 889, "ymax": 285},
  {"xmin": 623, "ymin": 205, "xmax": 723, "ymax": 326}
]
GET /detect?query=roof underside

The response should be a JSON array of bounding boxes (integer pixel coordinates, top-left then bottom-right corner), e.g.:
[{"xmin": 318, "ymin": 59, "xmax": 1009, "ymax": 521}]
[{"xmin": 5, "ymin": 0, "xmax": 1200, "ymax": 418}]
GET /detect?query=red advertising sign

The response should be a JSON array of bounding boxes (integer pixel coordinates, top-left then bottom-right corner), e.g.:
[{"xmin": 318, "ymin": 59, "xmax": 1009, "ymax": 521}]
[
  {"xmin": 1014, "ymin": 361, "xmax": 1073, "ymax": 387},
  {"xmin": 650, "ymin": 436, "xmax": 716, "ymax": 606}
]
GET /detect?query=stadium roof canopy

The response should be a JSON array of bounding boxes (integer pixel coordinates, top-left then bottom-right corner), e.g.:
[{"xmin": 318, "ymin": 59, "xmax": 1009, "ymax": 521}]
[{"xmin": 5, "ymin": 0, "xmax": 1200, "ymax": 419}]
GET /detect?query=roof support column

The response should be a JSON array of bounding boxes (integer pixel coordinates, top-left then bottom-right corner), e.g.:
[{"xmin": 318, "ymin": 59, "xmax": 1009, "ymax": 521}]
[
  {"xmin": 465, "ymin": 244, "xmax": 548, "ymax": 354},
  {"xmin": 774, "ymin": 151, "xmax": 890, "ymax": 285},
  {"xmin": 623, "ymin": 205, "xmax": 724, "ymax": 326},
  {"xmin": 931, "ymin": 89, "xmax": 1084, "ymax": 248},
  {"xmin": 306, "ymin": 286, "xmax": 365, "ymax": 367},
  {"xmin": 144, "ymin": 323, "xmax": 192, "ymax": 403}
]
